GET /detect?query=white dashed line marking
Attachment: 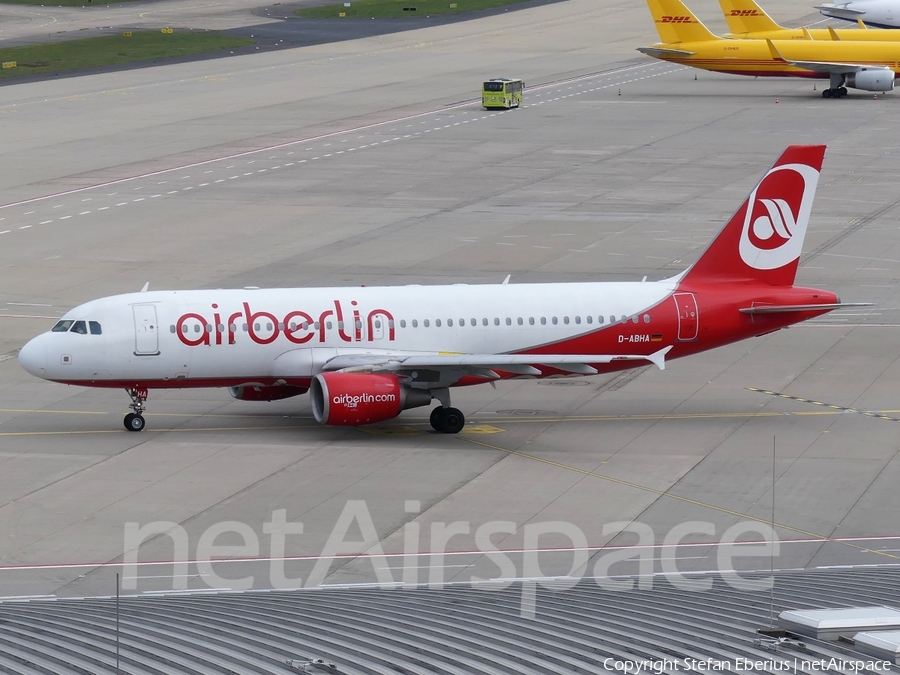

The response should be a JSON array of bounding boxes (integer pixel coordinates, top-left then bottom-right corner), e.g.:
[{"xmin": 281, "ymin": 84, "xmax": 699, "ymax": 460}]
[{"xmin": 0, "ymin": 64, "xmax": 680, "ymax": 237}]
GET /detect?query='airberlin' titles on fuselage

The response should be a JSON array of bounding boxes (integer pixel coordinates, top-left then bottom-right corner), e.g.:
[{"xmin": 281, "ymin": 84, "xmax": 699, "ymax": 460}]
[{"xmin": 175, "ymin": 300, "xmax": 395, "ymax": 347}]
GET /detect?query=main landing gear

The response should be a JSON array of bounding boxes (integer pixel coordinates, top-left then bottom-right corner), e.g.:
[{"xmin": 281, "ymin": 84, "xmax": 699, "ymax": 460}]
[
  {"xmin": 430, "ymin": 406, "xmax": 465, "ymax": 434},
  {"xmin": 124, "ymin": 386, "xmax": 148, "ymax": 432},
  {"xmin": 823, "ymin": 73, "xmax": 848, "ymax": 99}
]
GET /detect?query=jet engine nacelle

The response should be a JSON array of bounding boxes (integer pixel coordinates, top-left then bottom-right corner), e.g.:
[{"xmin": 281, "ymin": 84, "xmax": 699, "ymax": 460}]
[
  {"xmin": 309, "ymin": 372, "xmax": 432, "ymax": 426},
  {"xmin": 846, "ymin": 69, "xmax": 895, "ymax": 92},
  {"xmin": 229, "ymin": 384, "xmax": 308, "ymax": 402}
]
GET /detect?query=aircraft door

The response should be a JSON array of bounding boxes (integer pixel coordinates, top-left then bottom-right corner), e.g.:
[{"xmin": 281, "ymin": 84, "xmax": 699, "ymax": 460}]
[
  {"xmin": 133, "ymin": 305, "xmax": 160, "ymax": 355},
  {"xmin": 674, "ymin": 292, "xmax": 699, "ymax": 341}
]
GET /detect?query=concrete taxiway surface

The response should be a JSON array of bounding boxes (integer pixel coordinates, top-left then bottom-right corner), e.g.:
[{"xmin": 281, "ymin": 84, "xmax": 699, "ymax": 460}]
[{"xmin": 1, "ymin": 0, "xmax": 900, "ymax": 600}]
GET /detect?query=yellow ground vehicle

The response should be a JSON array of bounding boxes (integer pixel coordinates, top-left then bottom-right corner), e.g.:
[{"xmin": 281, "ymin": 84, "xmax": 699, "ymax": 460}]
[{"xmin": 482, "ymin": 78, "xmax": 524, "ymax": 109}]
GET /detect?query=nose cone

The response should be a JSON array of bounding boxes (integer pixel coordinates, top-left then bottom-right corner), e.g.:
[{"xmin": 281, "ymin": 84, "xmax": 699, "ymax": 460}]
[{"xmin": 18, "ymin": 335, "xmax": 48, "ymax": 378}]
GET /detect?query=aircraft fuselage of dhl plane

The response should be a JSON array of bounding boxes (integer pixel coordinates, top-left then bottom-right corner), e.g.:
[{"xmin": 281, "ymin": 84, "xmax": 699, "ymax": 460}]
[{"xmin": 640, "ymin": 0, "xmax": 900, "ymax": 97}]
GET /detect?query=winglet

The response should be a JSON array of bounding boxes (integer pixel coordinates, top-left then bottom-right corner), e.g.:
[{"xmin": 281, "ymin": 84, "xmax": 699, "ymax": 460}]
[
  {"xmin": 803, "ymin": 27, "xmax": 814, "ymax": 40},
  {"xmin": 140, "ymin": 282, "xmax": 150, "ymax": 293},
  {"xmin": 502, "ymin": 274, "xmax": 511, "ymax": 285},
  {"xmin": 827, "ymin": 25, "xmax": 840, "ymax": 40},
  {"xmin": 647, "ymin": 346, "xmax": 673, "ymax": 370},
  {"xmin": 765, "ymin": 38, "xmax": 785, "ymax": 60},
  {"xmin": 858, "ymin": 18, "xmax": 867, "ymax": 29}
]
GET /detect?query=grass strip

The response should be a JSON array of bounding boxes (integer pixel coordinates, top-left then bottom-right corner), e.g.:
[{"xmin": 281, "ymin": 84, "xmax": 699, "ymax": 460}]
[
  {"xmin": 0, "ymin": 31, "xmax": 254, "ymax": 79},
  {"xmin": 297, "ymin": 0, "xmax": 534, "ymax": 19},
  {"xmin": 0, "ymin": 0, "xmax": 134, "ymax": 6}
]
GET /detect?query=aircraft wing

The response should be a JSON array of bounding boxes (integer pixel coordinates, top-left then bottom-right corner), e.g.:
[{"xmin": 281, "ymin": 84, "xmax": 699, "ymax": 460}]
[
  {"xmin": 765, "ymin": 39, "xmax": 868, "ymax": 74},
  {"xmin": 323, "ymin": 346, "xmax": 673, "ymax": 376},
  {"xmin": 783, "ymin": 60, "xmax": 867, "ymax": 74},
  {"xmin": 815, "ymin": 4, "xmax": 867, "ymax": 20},
  {"xmin": 637, "ymin": 47, "xmax": 696, "ymax": 58}
]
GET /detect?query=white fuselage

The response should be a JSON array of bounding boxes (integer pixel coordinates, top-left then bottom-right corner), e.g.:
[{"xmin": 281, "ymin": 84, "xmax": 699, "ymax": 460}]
[
  {"xmin": 20, "ymin": 281, "xmax": 678, "ymax": 387},
  {"xmin": 819, "ymin": 0, "xmax": 900, "ymax": 27}
]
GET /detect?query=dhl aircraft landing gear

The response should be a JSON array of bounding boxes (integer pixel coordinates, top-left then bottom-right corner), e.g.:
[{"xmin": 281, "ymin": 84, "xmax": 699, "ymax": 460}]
[
  {"xmin": 823, "ymin": 74, "xmax": 848, "ymax": 99},
  {"xmin": 429, "ymin": 387, "xmax": 465, "ymax": 434},
  {"xmin": 124, "ymin": 386, "xmax": 148, "ymax": 432}
]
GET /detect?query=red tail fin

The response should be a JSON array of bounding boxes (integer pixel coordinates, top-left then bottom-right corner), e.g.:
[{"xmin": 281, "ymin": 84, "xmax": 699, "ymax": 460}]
[{"xmin": 680, "ymin": 145, "xmax": 825, "ymax": 287}]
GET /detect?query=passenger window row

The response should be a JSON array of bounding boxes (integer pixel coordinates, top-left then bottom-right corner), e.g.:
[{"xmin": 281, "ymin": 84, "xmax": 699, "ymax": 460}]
[
  {"xmin": 51, "ymin": 320, "xmax": 102, "ymax": 335},
  {"xmin": 398, "ymin": 314, "xmax": 651, "ymax": 328},
  {"xmin": 167, "ymin": 314, "xmax": 652, "ymax": 335}
]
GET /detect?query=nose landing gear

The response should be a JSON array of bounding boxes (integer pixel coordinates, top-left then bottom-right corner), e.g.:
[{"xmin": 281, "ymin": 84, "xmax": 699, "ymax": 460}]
[{"xmin": 124, "ymin": 386, "xmax": 148, "ymax": 432}]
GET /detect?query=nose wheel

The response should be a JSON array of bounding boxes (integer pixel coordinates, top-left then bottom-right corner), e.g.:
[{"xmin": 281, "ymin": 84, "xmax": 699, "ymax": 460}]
[
  {"xmin": 124, "ymin": 386, "xmax": 148, "ymax": 432},
  {"xmin": 430, "ymin": 406, "xmax": 465, "ymax": 434},
  {"xmin": 124, "ymin": 413, "xmax": 146, "ymax": 432}
]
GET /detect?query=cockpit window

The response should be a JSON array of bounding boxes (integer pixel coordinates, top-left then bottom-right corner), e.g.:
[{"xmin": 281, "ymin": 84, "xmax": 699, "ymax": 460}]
[
  {"xmin": 51, "ymin": 320, "xmax": 73, "ymax": 332},
  {"xmin": 89, "ymin": 321, "xmax": 102, "ymax": 335},
  {"xmin": 70, "ymin": 321, "xmax": 88, "ymax": 335}
]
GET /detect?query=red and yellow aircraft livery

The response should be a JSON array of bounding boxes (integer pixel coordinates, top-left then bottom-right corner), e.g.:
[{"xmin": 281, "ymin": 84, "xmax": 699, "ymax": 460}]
[{"xmin": 639, "ymin": 0, "xmax": 900, "ymax": 97}]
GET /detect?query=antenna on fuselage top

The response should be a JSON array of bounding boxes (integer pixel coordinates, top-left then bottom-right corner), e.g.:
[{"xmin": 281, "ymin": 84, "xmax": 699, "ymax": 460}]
[
  {"xmin": 502, "ymin": 275, "xmax": 511, "ymax": 285},
  {"xmin": 140, "ymin": 282, "xmax": 149, "ymax": 293}
]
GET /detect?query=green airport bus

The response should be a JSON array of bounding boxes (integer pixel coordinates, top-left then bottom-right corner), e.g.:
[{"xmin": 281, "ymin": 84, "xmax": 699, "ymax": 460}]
[{"xmin": 482, "ymin": 78, "xmax": 523, "ymax": 109}]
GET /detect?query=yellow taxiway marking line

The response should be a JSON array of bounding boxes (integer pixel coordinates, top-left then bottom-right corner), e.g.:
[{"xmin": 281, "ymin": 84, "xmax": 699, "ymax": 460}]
[
  {"xmin": 0, "ymin": 424, "xmax": 320, "ymax": 437},
  {"xmin": 0, "ymin": 409, "xmax": 108, "ymax": 415},
  {"xmin": 458, "ymin": 436, "xmax": 900, "ymax": 562}
]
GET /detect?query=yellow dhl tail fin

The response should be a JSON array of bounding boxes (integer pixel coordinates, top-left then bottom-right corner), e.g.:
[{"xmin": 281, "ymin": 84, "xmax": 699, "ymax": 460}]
[
  {"xmin": 717, "ymin": 0, "xmax": 782, "ymax": 34},
  {"xmin": 646, "ymin": 0, "xmax": 718, "ymax": 44}
]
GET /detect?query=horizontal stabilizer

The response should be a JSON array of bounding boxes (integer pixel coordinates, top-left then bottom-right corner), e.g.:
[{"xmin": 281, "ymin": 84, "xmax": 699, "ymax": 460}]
[
  {"xmin": 637, "ymin": 47, "xmax": 696, "ymax": 58},
  {"xmin": 739, "ymin": 302, "xmax": 873, "ymax": 314}
]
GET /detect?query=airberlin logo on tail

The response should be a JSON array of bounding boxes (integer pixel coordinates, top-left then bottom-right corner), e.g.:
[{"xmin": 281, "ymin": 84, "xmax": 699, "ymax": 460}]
[
  {"xmin": 739, "ymin": 163, "xmax": 819, "ymax": 270},
  {"xmin": 729, "ymin": 9, "xmax": 761, "ymax": 16},
  {"xmin": 659, "ymin": 15, "xmax": 695, "ymax": 23}
]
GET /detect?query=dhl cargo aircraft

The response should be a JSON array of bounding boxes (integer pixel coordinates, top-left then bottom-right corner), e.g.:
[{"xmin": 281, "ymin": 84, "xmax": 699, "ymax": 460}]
[
  {"xmin": 720, "ymin": 0, "xmax": 900, "ymax": 40},
  {"xmin": 19, "ymin": 147, "xmax": 863, "ymax": 434},
  {"xmin": 639, "ymin": 0, "xmax": 900, "ymax": 97},
  {"xmin": 818, "ymin": 1, "xmax": 900, "ymax": 29}
]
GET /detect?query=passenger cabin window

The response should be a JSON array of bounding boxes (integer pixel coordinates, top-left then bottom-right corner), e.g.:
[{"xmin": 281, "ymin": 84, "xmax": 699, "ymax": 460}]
[
  {"xmin": 52, "ymin": 320, "xmax": 73, "ymax": 332},
  {"xmin": 89, "ymin": 321, "xmax": 102, "ymax": 335},
  {"xmin": 400, "ymin": 320, "xmax": 407, "ymax": 328},
  {"xmin": 70, "ymin": 321, "xmax": 88, "ymax": 335}
]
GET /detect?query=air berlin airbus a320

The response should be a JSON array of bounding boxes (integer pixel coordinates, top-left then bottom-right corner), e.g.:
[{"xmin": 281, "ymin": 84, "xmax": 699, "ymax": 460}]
[{"xmin": 19, "ymin": 146, "xmax": 856, "ymax": 434}]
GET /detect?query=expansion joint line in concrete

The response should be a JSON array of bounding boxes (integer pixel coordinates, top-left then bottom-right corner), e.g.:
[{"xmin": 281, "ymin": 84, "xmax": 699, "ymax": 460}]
[{"xmin": 457, "ymin": 435, "xmax": 900, "ymax": 562}]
